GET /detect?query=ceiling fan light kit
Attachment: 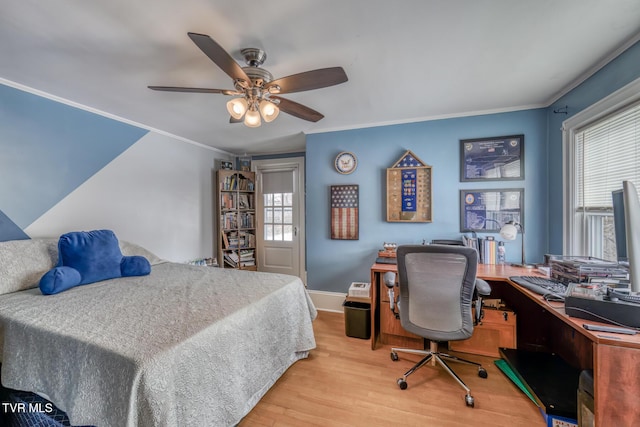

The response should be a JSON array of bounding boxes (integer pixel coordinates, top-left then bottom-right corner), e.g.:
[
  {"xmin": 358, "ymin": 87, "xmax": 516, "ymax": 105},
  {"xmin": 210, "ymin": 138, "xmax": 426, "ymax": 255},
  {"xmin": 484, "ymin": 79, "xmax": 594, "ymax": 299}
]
[
  {"xmin": 149, "ymin": 32, "xmax": 348, "ymax": 128},
  {"xmin": 226, "ymin": 98, "xmax": 248, "ymax": 119},
  {"xmin": 259, "ymin": 100, "xmax": 279, "ymax": 122},
  {"xmin": 244, "ymin": 108, "xmax": 262, "ymax": 128}
]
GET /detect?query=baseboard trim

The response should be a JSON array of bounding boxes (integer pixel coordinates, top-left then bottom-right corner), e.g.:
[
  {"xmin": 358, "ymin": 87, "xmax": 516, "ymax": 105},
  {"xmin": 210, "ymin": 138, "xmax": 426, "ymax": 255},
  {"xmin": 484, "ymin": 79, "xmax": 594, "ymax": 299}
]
[{"xmin": 307, "ymin": 290, "xmax": 346, "ymax": 313}]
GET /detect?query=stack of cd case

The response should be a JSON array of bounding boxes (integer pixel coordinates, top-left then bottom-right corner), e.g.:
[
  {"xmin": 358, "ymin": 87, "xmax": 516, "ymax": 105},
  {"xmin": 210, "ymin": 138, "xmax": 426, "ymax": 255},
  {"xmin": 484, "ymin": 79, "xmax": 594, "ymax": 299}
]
[{"xmin": 550, "ymin": 256, "xmax": 628, "ymax": 284}]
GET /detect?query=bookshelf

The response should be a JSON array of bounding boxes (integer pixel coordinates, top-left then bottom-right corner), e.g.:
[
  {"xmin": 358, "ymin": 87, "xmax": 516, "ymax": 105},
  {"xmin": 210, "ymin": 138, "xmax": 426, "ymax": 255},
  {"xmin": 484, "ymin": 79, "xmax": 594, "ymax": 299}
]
[{"xmin": 216, "ymin": 169, "xmax": 257, "ymax": 270}]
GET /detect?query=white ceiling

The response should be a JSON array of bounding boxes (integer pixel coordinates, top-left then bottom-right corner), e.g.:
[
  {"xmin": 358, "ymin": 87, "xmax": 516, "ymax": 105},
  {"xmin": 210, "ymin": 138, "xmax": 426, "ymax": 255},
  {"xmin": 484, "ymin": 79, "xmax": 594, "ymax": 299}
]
[{"xmin": 2, "ymin": 0, "xmax": 640, "ymax": 155}]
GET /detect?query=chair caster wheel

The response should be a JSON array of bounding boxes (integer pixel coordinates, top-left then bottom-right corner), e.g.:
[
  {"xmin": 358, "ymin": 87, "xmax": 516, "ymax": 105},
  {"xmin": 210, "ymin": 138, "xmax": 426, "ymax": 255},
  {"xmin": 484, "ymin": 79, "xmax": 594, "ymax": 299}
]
[
  {"xmin": 478, "ymin": 367, "xmax": 488, "ymax": 378},
  {"xmin": 465, "ymin": 394, "xmax": 475, "ymax": 407},
  {"xmin": 397, "ymin": 378, "xmax": 407, "ymax": 390},
  {"xmin": 390, "ymin": 352, "xmax": 399, "ymax": 361}
]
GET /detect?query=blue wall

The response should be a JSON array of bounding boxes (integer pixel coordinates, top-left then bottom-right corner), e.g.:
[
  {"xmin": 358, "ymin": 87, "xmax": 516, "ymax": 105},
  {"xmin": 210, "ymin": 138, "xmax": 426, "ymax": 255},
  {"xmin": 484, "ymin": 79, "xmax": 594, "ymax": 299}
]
[
  {"xmin": 305, "ymin": 39, "xmax": 640, "ymax": 293},
  {"xmin": 306, "ymin": 110, "xmax": 547, "ymax": 292},
  {"xmin": 0, "ymin": 83, "xmax": 227, "ymax": 261},
  {"xmin": 0, "ymin": 84, "xmax": 147, "ymax": 238},
  {"xmin": 546, "ymin": 40, "xmax": 640, "ymax": 254}
]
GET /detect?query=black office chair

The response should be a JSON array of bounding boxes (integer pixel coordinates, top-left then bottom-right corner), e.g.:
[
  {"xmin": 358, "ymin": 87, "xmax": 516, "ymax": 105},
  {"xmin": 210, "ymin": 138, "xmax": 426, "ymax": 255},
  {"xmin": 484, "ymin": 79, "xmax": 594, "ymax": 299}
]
[{"xmin": 389, "ymin": 244, "xmax": 491, "ymax": 407}]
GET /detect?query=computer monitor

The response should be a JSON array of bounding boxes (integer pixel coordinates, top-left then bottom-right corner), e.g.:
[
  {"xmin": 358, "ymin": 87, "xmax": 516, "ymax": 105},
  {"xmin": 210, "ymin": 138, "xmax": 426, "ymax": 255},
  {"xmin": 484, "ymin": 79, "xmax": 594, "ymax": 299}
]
[
  {"xmin": 612, "ymin": 188, "xmax": 627, "ymax": 263},
  {"xmin": 612, "ymin": 181, "xmax": 640, "ymax": 293}
]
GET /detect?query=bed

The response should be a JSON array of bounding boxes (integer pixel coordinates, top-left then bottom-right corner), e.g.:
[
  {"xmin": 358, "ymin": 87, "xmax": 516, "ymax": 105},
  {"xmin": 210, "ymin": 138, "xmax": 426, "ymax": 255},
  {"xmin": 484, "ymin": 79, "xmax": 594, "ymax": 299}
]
[{"xmin": 0, "ymin": 238, "xmax": 317, "ymax": 426}]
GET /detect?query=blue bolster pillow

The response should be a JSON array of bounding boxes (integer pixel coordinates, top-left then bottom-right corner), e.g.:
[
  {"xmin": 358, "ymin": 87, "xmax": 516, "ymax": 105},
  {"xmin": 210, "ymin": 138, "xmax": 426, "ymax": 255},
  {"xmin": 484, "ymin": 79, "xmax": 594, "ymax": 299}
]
[
  {"xmin": 121, "ymin": 255, "xmax": 151, "ymax": 277},
  {"xmin": 39, "ymin": 266, "xmax": 82, "ymax": 295},
  {"xmin": 39, "ymin": 229, "xmax": 151, "ymax": 295}
]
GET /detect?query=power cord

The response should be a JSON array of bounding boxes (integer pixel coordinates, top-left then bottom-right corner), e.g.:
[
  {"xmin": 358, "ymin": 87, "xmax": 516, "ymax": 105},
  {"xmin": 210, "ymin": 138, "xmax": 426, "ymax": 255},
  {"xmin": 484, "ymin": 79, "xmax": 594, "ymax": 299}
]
[{"xmin": 562, "ymin": 306, "xmax": 640, "ymax": 331}]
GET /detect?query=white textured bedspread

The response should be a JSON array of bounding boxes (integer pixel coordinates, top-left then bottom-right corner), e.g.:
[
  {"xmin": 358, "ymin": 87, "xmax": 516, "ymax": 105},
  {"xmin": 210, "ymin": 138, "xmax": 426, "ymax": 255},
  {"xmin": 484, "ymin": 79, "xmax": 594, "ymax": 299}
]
[{"xmin": 0, "ymin": 263, "xmax": 317, "ymax": 426}]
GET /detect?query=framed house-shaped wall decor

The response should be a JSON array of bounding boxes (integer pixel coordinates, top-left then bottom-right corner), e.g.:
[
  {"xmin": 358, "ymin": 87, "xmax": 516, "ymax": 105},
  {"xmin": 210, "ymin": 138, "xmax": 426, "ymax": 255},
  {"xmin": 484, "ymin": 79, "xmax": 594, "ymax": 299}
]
[{"xmin": 386, "ymin": 150, "xmax": 432, "ymax": 222}]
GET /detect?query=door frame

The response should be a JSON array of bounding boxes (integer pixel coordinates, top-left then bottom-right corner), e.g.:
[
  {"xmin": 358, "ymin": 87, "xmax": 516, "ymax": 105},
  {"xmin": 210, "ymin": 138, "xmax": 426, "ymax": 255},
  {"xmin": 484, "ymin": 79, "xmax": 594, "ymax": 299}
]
[{"xmin": 252, "ymin": 156, "xmax": 306, "ymax": 284}]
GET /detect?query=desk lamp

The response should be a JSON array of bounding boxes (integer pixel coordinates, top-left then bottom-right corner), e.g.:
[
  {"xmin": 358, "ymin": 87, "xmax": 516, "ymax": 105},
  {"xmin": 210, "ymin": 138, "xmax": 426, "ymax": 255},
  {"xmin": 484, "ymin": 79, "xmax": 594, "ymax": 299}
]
[{"xmin": 499, "ymin": 221, "xmax": 533, "ymax": 268}]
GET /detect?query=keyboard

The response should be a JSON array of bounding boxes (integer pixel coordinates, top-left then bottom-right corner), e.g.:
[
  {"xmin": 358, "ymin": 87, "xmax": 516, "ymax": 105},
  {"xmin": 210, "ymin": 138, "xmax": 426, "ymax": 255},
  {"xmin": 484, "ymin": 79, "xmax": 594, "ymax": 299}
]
[
  {"xmin": 510, "ymin": 276, "xmax": 568, "ymax": 299},
  {"xmin": 375, "ymin": 257, "xmax": 397, "ymax": 265},
  {"xmin": 609, "ymin": 289, "xmax": 640, "ymax": 305}
]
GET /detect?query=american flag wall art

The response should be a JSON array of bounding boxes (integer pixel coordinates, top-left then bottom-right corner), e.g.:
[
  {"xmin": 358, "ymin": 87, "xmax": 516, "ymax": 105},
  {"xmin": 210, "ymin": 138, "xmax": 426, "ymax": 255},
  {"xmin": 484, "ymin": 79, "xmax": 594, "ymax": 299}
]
[{"xmin": 330, "ymin": 185, "xmax": 359, "ymax": 240}]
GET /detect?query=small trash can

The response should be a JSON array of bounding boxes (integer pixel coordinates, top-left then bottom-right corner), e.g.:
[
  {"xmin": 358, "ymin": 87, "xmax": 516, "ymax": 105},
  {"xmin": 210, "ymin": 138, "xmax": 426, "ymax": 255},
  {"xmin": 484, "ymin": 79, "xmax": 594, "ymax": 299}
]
[{"xmin": 343, "ymin": 300, "xmax": 371, "ymax": 339}]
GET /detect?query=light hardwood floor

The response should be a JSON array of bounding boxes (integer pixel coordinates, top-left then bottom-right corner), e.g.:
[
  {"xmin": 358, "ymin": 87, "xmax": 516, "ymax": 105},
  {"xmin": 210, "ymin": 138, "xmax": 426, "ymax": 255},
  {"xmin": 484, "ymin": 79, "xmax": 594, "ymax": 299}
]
[{"xmin": 240, "ymin": 311, "xmax": 546, "ymax": 426}]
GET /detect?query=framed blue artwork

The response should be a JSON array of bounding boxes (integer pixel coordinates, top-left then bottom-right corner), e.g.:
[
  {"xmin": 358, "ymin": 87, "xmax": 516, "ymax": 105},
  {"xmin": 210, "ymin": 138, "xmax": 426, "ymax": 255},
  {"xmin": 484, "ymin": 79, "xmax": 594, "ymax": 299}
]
[
  {"xmin": 460, "ymin": 135, "xmax": 524, "ymax": 181},
  {"xmin": 460, "ymin": 188, "xmax": 524, "ymax": 232}
]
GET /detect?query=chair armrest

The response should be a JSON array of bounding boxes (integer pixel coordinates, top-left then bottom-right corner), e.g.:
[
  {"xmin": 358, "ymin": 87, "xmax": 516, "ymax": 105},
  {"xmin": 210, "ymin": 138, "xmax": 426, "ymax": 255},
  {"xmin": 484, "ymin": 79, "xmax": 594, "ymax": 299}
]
[{"xmin": 474, "ymin": 278, "xmax": 491, "ymax": 296}]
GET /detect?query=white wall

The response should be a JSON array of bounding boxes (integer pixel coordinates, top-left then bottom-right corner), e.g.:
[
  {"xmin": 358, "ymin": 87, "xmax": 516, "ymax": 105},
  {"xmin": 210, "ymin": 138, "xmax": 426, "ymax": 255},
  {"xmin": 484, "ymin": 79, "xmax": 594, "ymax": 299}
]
[{"xmin": 26, "ymin": 132, "xmax": 232, "ymax": 262}]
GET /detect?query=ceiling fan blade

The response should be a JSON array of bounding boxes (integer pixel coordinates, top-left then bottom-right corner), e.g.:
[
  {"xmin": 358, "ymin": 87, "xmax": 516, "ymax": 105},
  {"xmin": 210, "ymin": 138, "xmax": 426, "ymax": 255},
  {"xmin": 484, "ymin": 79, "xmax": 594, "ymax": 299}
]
[
  {"xmin": 187, "ymin": 32, "xmax": 251, "ymax": 87},
  {"xmin": 265, "ymin": 67, "xmax": 347, "ymax": 94},
  {"xmin": 272, "ymin": 96, "xmax": 324, "ymax": 122},
  {"xmin": 229, "ymin": 116, "xmax": 242, "ymax": 123},
  {"xmin": 148, "ymin": 86, "xmax": 237, "ymax": 95}
]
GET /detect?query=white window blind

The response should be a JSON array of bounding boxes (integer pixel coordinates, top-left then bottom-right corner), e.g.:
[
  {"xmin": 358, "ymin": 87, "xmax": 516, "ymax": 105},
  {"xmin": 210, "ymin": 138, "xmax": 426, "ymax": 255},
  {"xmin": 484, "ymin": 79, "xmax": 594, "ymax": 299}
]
[
  {"xmin": 576, "ymin": 101, "xmax": 640, "ymax": 210},
  {"xmin": 262, "ymin": 170, "xmax": 293, "ymax": 194}
]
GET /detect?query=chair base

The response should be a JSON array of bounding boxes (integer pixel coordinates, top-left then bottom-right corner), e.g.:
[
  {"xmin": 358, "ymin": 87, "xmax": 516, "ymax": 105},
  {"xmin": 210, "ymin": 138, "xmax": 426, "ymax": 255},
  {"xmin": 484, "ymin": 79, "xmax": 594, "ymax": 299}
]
[{"xmin": 391, "ymin": 341, "xmax": 488, "ymax": 407}]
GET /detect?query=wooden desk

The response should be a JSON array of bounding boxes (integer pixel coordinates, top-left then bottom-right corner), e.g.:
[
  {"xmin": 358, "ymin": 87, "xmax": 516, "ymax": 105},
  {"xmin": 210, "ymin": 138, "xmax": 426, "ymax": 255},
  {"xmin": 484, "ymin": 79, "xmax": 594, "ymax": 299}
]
[{"xmin": 370, "ymin": 262, "xmax": 640, "ymax": 426}]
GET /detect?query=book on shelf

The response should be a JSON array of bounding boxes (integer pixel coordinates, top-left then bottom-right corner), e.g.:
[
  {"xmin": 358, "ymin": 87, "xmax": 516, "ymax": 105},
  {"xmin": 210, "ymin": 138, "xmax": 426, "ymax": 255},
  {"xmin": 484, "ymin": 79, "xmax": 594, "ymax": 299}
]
[
  {"xmin": 220, "ymin": 193, "xmax": 235, "ymax": 209},
  {"xmin": 239, "ymin": 249, "xmax": 255, "ymax": 263},
  {"xmin": 220, "ymin": 174, "xmax": 255, "ymax": 192},
  {"xmin": 222, "ymin": 212, "xmax": 237, "ymax": 230},
  {"xmin": 223, "ymin": 251, "xmax": 255, "ymax": 268},
  {"xmin": 238, "ymin": 194, "xmax": 253, "ymax": 209},
  {"xmin": 239, "ymin": 212, "xmax": 254, "ymax": 228},
  {"xmin": 239, "ymin": 249, "xmax": 254, "ymax": 257},
  {"xmin": 220, "ymin": 175, "xmax": 236, "ymax": 191},
  {"xmin": 223, "ymin": 234, "xmax": 256, "ymax": 249},
  {"xmin": 223, "ymin": 253, "xmax": 238, "ymax": 267},
  {"xmin": 238, "ymin": 176, "xmax": 254, "ymax": 191}
]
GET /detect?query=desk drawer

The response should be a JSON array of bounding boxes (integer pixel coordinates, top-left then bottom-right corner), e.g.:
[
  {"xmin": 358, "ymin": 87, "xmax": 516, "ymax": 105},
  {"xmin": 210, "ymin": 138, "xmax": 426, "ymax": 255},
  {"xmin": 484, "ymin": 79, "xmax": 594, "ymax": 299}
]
[{"xmin": 449, "ymin": 308, "xmax": 517, "ymax": 357}]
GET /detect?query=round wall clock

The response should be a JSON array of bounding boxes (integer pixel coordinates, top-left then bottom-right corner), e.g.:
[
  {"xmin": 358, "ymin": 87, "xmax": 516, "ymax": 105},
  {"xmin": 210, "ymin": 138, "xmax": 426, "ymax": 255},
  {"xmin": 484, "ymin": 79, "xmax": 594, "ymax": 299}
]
[{"xmin": 335, "ymin": 151, "xmax": 357, "ymax": 174}]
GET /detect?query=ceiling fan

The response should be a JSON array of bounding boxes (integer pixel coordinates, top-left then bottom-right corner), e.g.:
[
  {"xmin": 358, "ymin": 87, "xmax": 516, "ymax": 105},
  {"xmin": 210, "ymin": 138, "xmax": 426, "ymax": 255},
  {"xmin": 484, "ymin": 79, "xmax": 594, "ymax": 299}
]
[{"xmin": 148, "ymin": 32, "xmax": 348, "ymax": 127}]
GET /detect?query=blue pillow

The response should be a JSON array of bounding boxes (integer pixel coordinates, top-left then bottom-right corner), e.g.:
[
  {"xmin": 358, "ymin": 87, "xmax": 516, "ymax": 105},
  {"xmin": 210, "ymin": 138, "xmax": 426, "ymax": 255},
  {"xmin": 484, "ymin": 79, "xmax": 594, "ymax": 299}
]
[
  {"xmin": 57, "ymin": 229, "xmax": 124, "ymax": 285},
  {"xmin": 121, "ymin": 255, "xmax": 151, "ymax": 276},
  {"xmin": 39, "ymin": 230, "xmax": 151, "ymax": 295},
  {"xmin": 39, "ymin": 266, "xmax": 82, "ymax": 295}
]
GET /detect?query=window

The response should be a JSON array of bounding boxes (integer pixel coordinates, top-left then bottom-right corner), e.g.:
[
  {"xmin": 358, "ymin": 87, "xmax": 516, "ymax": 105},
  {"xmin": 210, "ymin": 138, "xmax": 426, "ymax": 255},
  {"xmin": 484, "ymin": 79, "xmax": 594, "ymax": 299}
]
[
  {"xmin": 563, "ymin": 78, "xmax": 640, "ymax": 260},
  {"xmin": 260, "ymin": 169, "xmax": 295, "ymax": 242},
  {"xmin": 263, "ymin": 192, "xmax": 293, "ymax": 241}
]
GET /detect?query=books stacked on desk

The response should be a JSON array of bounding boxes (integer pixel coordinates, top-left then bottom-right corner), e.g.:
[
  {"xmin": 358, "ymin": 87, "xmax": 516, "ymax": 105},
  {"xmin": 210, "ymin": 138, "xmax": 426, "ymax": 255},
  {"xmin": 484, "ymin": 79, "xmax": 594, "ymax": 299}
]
[
  {"xmin": 550, "ymin": 256, "xmax": 629, "ymax": 284},
  {"xmin": 462, "ymin": 235, "xmax": 498, "ymax": 264},
  {"xmin": 375, "ymin": 249, "xmax": 397, "ymax": 265},
  {"xmin": 480, "ymin": 237, "xmax": 497, "ymax": 264}
]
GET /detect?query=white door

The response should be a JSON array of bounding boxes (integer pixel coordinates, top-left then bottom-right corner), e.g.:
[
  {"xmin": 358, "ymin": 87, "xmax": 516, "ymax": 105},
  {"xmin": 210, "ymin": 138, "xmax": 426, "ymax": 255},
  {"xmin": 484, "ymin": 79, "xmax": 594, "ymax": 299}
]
[{"xmin": 253, "ymin": 157, "xmax": 305, "ymax": 282}]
